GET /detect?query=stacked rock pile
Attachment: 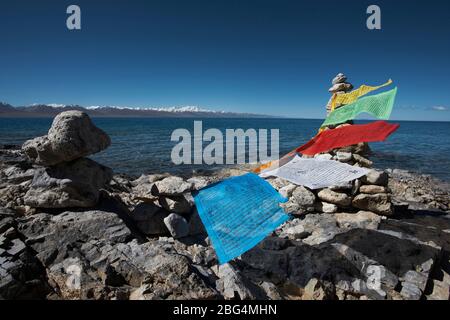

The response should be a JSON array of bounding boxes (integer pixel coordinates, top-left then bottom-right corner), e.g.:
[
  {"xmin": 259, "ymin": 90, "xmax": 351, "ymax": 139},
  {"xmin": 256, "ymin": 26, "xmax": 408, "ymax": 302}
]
[
  {"xmin": 326, "ymin": 72, "xmax": 354, "ymax": 115},
  {"xmin": 268, "ymin": 153, "xmax": 393, "ymax": 217},
  {"xmin": 273, "ymin": 73, "xmax": 394, "ymax": 217},
  {"xmin": 20, "ymin": 111, "xmax": 113, "ymax": 209}
]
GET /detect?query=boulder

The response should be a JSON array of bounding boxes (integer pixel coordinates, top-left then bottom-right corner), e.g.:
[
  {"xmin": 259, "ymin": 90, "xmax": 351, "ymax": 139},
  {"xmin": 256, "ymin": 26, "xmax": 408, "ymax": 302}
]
[
  {"xmin": 18, "ymin": 210, "xmax": 131, "ymax": 266},
  {"xmin": 400, "ymin": 282, "xmax": 422, "ymax": 300},
  {"xmin": 332, "ymin": 73, "xmax": 347, "ymax": 85},
  {"xmin": 337, "ymin": 143, "xmax": 370, "ymax": 156},
  {"xmin": 329, "ymin": 83, "xmax": 353, "ymax": 93},
  {"xmin": 214, "ymin": 263, "xmax": 264, "ymax": 300},
  {"xmin": 277, "ymin": 214, "xmax": 341, "ymax": 245},
  {"xmin": 427, "ymin": 272, "xmax": 450, "ymax": 300},
  {"xmin": 159, "ymin": 194, "xmax": 193, "ymax": 214},
  {"xmin": 130, "ymin": 203, "xmax": 169, "ymax": 235},
  {"xmin": 359, "ymin": 185, "xmax": 387, "ymax": 194},
  {"xmin": 352, "ymin": 193, "xmax": 393, "ymax": 216},
  {"xmin": 129, "ymin": 240, "xmax": 218, "ymax": 300},
  {"xmin": 314, "ymin": 153, "xmax": 333, "ymax": 161},
  {"xmin": 131, "ymin": 173, "xmax": 168, "ymax": 187},
  {"xmin": 130, "ymin": 174, "xmax": 170, "ymax": 202},
  {"xmin": 302, "ymin": 278, "xmax": 336, "ymax": 300},
  {"xmin": 151, "ymin": 176, "xmax": 193, "ymax": 196},
  {"xmin": 318, "ymin": 189, "xmax": 351, "ymax": 207},
  {"xmin": 334, "ymin": 211, "xmax": 382, "ymax": 230},
  {"xmin": 315, "ymin": 201, "xmax": 338, "ymax": 213},
  {"xmin": 23, "ymin": 111, "xmax": 110, "ymax": 166},
  {"xmin": 2, "ymin": 165, "xmax": 35, "ymax": 185},
  {"xmin": 24, "ymin": 158, "xmax": 112, "ymax": 208},
  {"xmin": 0, "ymin": 212, "xmax": 50, "ymax": 299},
  {"xmin": 187, "ymin": 176, "xmax": 210, "ymax": 190},
  {"xmin": 278, "ymin": 184, "xmax": 297, "ymax": 198},
  {"xmin": 281, "ymin": 186, "xmax": 316, "ymax": 215},
  {"xmin": 362, "ymin": 170, "xmax": 389, "ymax": 186},
  {"xmin": 0, "ymin": 184, "xmax": 29, "ymax": 209},
  {"xmin": 266, "ymin": 177, "xmax": 290, "ymax": 190},
  {"xmin": 164, "ymin": 213, "xmax": 189, "ymax": 238},
  {"xmin": 336, "ymin": 152, "xmax": 352, "ymax": 162},
  {"xmin": 352, "ymin": 154, "xmax": 373, "ymax": 168},
  {"xmin": 330, "ymin": 181, "xmax": 353, "ymax": 191}
]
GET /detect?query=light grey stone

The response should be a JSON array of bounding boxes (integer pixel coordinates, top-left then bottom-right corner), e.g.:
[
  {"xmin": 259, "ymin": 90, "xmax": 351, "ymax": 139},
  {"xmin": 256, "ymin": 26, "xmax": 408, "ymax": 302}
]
[
  {"xmin": 151, "ymin": 176, "xmax": 193, "ymax": 196},
  {"xmin": 336, "ymin": 152, "xmax": 352, "ymax": 162},
  {"xmin": 352, "ymin": 193, "xmax": 392, "ymax": 216},
  {"xmin": 400, "ymin": 282, "xmax": 422, "ymax": 300},
  {"xmin": 329, "ymin": 82, "xmax": 353, "ymax": 93},
  {"xmin": 281, "ymin": 186, "xmax": 316, "ymax": 215},
  {"xmin": 352, "ymin": 154, "xmax": 373, "ymax": 168},
  {"xmin": 163, "ymin": 213, "xmax": 189, "ymax": 238},
  {"xmin": 315, "ymin": 201, "xmax": 338, "ymax": 213},
  {"xmin": 362, "ymin": 170, "xmax": 389, "ymax": 186},
  {"xmin": 187, "ymin": 177, "xmax": 209, "ymax": 190},
  {"xmin": 214, "ymin": 263, "xmax": 262, "ymax": 300},
  {"xmin": 159, "ymin": 195, "xmax": 193, "ymax": 214},
  {"xmin": 24, "ymin": 158, "xmax": 112, "ymax": 208},
  {"xmin": 314, "ymin": 153, "xmax": 333, "ymax": 161},
  {"xmin": 318, "ymin": 189, "xmax": 351, "ymax": 207},
  {"xmin": 332, "ymin": 73, "xmax": 347, "ymax": 84},
  {"xmin": 334, "ymin": 211, "xmax": 381, "ymax": 230},
  {"xmin": 359, "ymin": 185, "xmax": 387, "ymax": 194},
  {"xmin": 23, "ymin": 111, "xmax": 110, "ymax": 165},
  {"xmin": 278, "ymin": 184, "xmax": 297, "ymax": 198}
]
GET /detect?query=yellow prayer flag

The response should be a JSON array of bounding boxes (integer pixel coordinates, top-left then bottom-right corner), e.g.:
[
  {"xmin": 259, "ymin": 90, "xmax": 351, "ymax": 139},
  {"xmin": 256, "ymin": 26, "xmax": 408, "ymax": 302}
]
[{"xmin": 331, "ymin": 79, "xmax": 393, "ymax": 110}]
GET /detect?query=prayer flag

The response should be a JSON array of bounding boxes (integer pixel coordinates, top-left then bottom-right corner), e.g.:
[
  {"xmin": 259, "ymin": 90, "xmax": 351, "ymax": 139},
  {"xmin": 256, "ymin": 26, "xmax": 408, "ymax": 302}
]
[
  {"xmin": 193, "ymin": 173, "xmax": 289, "ymax": 264},
  {"xmin": 321, "ymin": 87, "xmax": 397, "ymax": 128},
  {"xmin": 259, "ymin": 156, "xmax": 369, "ymax": 190},
  {"xmin": 331, "ymin": 79, "xmax": 393, "ymax": 110},
  {"xmin": 297, "ymin": 121, "xmax": 400, "ymax": 155}
]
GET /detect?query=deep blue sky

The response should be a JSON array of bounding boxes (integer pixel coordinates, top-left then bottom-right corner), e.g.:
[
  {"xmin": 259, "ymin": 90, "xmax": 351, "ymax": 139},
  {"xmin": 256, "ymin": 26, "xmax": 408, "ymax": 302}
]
[{"xmin": 0, "ymin": 0, "xmax": 449, "ymax": 120}]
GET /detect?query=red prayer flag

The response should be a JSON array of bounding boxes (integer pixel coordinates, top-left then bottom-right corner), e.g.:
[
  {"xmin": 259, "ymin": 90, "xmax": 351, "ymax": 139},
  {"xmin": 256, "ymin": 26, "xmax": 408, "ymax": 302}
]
[{"xmin": 296, "ymin": 121, "xmax": 400, "ymax": 156}]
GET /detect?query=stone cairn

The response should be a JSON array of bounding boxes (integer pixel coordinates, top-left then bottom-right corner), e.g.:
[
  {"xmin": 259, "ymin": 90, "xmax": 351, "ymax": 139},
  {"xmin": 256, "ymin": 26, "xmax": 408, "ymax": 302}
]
[
  {"xmin": 21, "ymin": 111, "xmax": 113, "ymax": 210},
  {"xmin": 268, "ymin": 73, "xmax": 394, "ymax": 217},
  {"xmin": 326, "ymin": 72, "xmax": 353, "ymax": 115}
]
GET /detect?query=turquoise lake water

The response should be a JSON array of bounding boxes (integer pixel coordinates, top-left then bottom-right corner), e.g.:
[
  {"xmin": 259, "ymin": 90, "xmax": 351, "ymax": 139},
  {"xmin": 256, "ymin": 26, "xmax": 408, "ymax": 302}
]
[{"xmin": 1, "ymin": 118, "xmax": 449, "ymax": 182}]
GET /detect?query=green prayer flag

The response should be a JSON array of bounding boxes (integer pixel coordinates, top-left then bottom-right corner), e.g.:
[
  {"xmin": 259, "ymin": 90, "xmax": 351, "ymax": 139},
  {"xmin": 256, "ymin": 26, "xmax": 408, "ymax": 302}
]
[{"xmin": 321, "ymin": 87, "xmax": 397, "ymax": 127}]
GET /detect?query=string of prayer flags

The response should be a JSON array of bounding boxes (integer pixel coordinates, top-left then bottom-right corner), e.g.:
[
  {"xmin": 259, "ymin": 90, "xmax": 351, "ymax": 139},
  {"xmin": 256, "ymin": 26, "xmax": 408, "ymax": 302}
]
[
  {"xmin": 193, "ymin": 173, "xmax": 289, "ymax": 265},
  {"xmin": 331, "ymin": 79, "xmax": 393, "ymax": 110},
  {"xmin": 321, "ymin": 87, "xmax": 397, "ymax": 128},
  {"xmin": 297, "ymin": 121, "xmax": 400, "ymax": 156},
  {"xmin": 259, "ymin": 155, "xmax": 369, "ymax": 190}
]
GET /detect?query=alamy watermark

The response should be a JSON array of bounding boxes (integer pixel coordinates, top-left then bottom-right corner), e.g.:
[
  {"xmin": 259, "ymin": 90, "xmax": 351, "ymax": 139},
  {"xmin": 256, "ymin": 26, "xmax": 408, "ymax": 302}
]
[
  {"xmin": 367, "ymin": 5, "xmax": 381, "ymax": 30},
  {"xmin": 66, "ymin": 5, "xmax": 81, "ymax": 30},
  {"xmin": 171, "ymin": 121, "xmax": 279, "ymax": 165},
  {"xmin": 66, "ymin": 4, "xmax": 381, "ymax": 31}
]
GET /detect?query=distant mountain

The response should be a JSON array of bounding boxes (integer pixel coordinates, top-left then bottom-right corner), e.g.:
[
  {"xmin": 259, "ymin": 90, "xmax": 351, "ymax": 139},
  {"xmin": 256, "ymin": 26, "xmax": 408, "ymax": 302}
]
[
  {"xmin": 0, "ymin": 103, "xmax": 276, "ymax": 118},
  {"xmin": 0, "ymin": 102, "xmax": 16, "ymax": 113}
]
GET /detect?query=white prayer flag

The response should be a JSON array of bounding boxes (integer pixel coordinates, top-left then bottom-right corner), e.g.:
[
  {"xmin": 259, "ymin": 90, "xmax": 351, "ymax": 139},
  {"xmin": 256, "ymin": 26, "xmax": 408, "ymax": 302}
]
[{"xmin": 259, "ymin": 155, "xmax": 369, "ymax": 190}]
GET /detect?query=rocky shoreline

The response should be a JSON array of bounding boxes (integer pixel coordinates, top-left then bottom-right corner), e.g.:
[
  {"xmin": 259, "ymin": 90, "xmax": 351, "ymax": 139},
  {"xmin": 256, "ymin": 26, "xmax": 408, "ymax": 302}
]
[{"xmin": 1, "ymin": 111, "xmax": 449, "ymax": 300}]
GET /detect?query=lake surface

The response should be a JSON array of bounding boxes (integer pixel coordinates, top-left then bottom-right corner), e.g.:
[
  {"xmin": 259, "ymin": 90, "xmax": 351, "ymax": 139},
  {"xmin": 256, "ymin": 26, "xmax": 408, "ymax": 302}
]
[{"xmin": 1, "ymin": 117, "xmax": 449, "ymax": 182}]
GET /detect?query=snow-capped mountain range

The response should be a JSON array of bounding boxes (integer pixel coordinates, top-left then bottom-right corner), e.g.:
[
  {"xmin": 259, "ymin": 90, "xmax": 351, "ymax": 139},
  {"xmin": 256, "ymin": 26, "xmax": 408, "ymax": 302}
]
[
  {"xmin": 0, "ymin": 102, "xmax": 273, "ymax": 118},
  {"xmin": 83, "ymin": 105, "xmax": 226, "ymax": 113}
]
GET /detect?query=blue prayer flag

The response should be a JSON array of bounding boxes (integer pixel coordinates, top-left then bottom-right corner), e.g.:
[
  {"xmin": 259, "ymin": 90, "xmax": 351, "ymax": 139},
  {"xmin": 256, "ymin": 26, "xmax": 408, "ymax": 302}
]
[{"xmin": 193, "ymin": 173, "xmax": 289, "ymax": 264}]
